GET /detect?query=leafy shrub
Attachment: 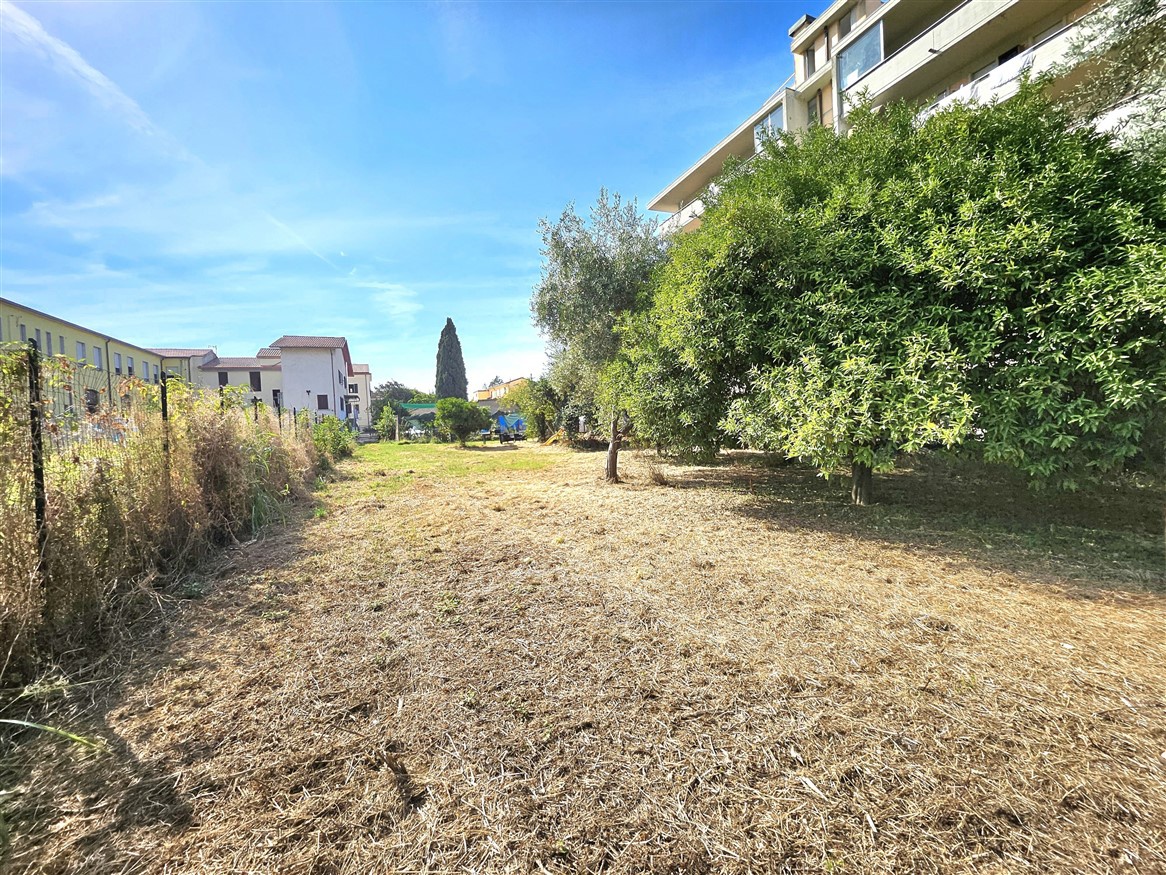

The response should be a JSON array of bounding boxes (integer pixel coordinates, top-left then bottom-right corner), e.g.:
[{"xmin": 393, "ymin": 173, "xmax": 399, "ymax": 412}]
[
  {"xmin": 312, "ymin": 415, "xmax": 356, "ymax": 461},
  {"xmin": 435, "ymin": 398, "xmax": 490, "ymax": 446}
]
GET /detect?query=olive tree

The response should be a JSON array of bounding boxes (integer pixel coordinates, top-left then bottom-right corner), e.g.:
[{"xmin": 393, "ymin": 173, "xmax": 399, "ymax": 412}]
[{"xmin": 532, "ymin": 189, "xmax": 666, "ymax": 481}]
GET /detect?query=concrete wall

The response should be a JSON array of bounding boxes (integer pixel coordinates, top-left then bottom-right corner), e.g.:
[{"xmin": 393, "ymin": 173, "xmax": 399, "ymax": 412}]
[{"xmin": 280, "ymin": 348, "xmax": 349, "ymax": 420}]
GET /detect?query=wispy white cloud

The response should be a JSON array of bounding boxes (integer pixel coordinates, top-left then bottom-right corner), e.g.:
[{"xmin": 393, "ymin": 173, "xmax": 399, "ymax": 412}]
[
  {"xmin": 0, "ymin": 0, "xmax": 191, "ymax": 158},
  {"xmin": 355, "ymin": 280, "xmax": 424, "ymax": 320},
  {"xmin": 263, "ymin": 212, "xmax": 341, "ymax": 272}
]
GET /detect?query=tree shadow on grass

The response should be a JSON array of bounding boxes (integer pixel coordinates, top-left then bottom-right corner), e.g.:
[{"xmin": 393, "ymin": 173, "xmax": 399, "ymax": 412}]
[{"xmin": 672, "ymin": 451, "xmax": 1164, "ymax": 597}]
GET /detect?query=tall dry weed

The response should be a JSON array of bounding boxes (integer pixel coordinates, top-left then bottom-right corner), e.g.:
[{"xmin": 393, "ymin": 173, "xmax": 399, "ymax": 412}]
[{"xmin": 0, "ymin": 354, "xmax": 320, "ymax": 681}]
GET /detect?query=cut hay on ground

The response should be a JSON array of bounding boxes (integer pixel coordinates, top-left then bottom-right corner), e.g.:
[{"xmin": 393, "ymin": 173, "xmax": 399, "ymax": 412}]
[{"xmin": 3, "ymin": 446, "xmax": 1164, "ymax": 873}]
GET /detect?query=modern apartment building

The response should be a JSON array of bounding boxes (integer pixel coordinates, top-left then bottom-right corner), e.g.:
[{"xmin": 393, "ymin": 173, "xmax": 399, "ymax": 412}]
[{"xmin": 651, "ymin": 0, "xmax": 1099, "ymax": 234}]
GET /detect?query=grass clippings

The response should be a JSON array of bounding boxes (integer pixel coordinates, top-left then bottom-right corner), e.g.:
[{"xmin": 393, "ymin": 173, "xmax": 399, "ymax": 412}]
[{"xmin": 2, "ymin": 443, "xmax": 1163, "ymax": 874}]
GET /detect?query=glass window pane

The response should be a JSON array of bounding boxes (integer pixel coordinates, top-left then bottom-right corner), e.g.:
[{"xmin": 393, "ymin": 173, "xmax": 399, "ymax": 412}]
[{"xmin": 839, "ymin": 20, "xmax": 883, "ymax": 89}]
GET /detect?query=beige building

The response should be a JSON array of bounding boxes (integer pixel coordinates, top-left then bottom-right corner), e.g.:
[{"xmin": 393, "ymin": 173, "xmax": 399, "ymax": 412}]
[
  {"xmin": 350, "ymin": 364, "xmax": 373, "ymax": 430},
  {"xmin": 474, "ymin": 377, "xmax": 530, "ymax": 402},
  {"xmin": 1, "ymin": 298, "xmax": 165, "ymax": 409},
  {"xmin": 651, "ymin": 0, "xmax": 1099, "ymax": 234}
]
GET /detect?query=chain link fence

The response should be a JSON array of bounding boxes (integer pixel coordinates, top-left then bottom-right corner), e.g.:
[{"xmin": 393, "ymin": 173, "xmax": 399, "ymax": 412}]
[{"xmin": 0, "ymin": 340, "xmax": 320, "ymax": 681}]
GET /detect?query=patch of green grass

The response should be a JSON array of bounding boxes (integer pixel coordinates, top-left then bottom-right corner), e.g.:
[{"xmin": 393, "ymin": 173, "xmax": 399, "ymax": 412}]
[
  {"xmin": 345, "ymin": 442, "xmax": 557, "ymax": 496},
  {"xmin": 434, "ymin": 592, "xmax": 460, "ymax": 622},
  {"xmin": 260, "ymin": 609, "xmax": 290, "ymax": 622}
]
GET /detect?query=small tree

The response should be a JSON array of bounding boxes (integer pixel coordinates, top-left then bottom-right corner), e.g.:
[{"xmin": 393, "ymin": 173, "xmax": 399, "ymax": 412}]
[
  {"xmin": 435, "ymin": 318, "xmax": 468, "ymax": 400},
  {"xmin": 436, "ymin": 397, "xmax": 490, "ymax": 447},
  {"xmin": 532, "ymin": 189, "xmax": 666, "ymax": 481},
  {"xmin": 505, "ymin": 378, "xmax": 560, "ymax": 442}
]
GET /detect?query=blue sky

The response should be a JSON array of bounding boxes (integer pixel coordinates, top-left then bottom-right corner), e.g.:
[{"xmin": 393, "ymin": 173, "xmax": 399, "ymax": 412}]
[{"xmin": 1, "ymin": 0, "xmax": 824, "ymax": 393}]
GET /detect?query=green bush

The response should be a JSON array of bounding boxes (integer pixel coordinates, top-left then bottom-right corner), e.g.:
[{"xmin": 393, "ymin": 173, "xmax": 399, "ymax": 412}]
[
  {"xmin": 435, "ymin": 398, "xmax": 490, "ymax": 447},
  {"xmin": 312, "ymin": 415, "xmax": 356, "ymax": 461}
]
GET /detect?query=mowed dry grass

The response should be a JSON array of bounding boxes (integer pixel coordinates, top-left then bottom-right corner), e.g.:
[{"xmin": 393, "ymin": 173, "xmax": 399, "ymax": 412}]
[{"xmin": 4, "ymin": 444, "xmax": 1165, "ymax": 874}]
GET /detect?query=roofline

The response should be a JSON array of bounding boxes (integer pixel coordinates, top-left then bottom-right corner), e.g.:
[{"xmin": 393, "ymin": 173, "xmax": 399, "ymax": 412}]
[
  {"xmin": 791, "ymin": 0, "xmax": 852, "ymax": 52},
  {"xmin": 788, "ymin": 12, "xmax": 816, "ymax": 38},
  {"xmin": 647, "ymin": 81, "xmax": 792, "ymax": 213},
  {"xmin": 1, "ymin": 295, "xmax": 164, "ymax": 359}
]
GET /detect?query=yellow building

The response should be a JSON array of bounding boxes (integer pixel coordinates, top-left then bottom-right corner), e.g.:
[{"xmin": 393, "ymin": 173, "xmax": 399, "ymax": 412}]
[
  {"xmin": 1, "ymin": 297, "xmax": 165, "ymax": 404},
  {"xmin": 474, "ymin": 377, "xmax": 530, "ymax": 402},
  {"xmin": 651, "ymin": 0, "xmax": 1100, "ymax": 234}
]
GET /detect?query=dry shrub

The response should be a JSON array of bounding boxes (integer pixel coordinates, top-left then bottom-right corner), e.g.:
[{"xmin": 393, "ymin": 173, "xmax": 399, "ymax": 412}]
[{"xmin": 0, "ymin": 359, "xmax": 319, "ymax": 681}]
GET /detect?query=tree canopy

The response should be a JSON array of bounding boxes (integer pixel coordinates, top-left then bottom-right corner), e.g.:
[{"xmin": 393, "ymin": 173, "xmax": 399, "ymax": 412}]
[
  {"xmin": 435, "ymin": 397, "xmax": 489, "ymax": 447},
  {"xmin": 369, "ymin": 380, "xmax": 423, "ymax": 425},
  {"xmin": 532, "ymin": 189, "xmax": 666, "ymax": 479},
  {"xmin": 1063, "ymin": 0, "xmax": 1166, "ymax": 155},
  {"xmin": 435, "ymin": 318, "xmax": 468, "ymax": 400},
  {"xmin": 619, "ymin": 84, "xmax": 1166, "ymax": 500}
]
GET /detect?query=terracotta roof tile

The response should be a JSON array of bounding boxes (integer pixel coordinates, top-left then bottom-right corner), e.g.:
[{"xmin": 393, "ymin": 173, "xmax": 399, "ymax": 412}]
[{"xmin": 269, "ymin": 335, "xmax": 347, "ymax": 349}]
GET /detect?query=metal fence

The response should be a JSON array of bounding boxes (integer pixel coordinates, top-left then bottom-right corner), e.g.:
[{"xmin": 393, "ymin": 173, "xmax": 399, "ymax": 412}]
[{"xmin": 0, "ymin": 340, "xmax": 320, "ymax": 668}]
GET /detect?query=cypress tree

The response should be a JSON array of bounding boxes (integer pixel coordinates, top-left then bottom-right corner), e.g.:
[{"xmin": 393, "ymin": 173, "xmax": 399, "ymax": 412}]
[{"xmin": 434, "ymin": 317, "xmax": 468, "ymax": 400}]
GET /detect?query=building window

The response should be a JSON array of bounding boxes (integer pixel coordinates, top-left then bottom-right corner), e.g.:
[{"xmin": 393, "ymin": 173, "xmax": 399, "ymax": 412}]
[
  {"xmin": 348, "ymin": 383, "xmax": 358, "ymax": 394},
  {"xmin": 127, "ymin": 356, "xmax": 134, "ymax": 376},
  {"xmin": 839, "ymin": 20, "xmax": 883, "ymax": 89},
  {"xmin": 753, "ymin": 105, "xmax": 784, "ymax": 151},
  {"xmin": 839, "ymin": 6, "xmax": 858, "ymax": 38},
  {"xmin": 93, "ymin": 347, "xmax": 103, "ymax": 370},
  {"xmin": 153, "ymin": 364, "xmax": 159, "ymax": 384},
  {"xmin": 808, "ymin": 90, "xmax": 821, "ymax": 126},
  {"xmin": 218, "ymin": 371, "xmax": 229, "ymax": 387},
  {"xmin": 76, "ymin": 341, "xmax": 87, "ymax": 361},
  {"xmin": 317, "ymin": 394, "xmax": 329, "ymax": 411},
  {"xmin": 35, "ymin": 329, "xmax": 42, "ymax": 349},
  {"xmin": 84, "ymin": 389, "xmax": 100, "ymax": 414},
  {"xmin": 45, "ymin": 333, "xmax": 53, "ymax": 355},
  {"xmin": 272, "ymin": 389, "xmax": 282, "ymax": 408},
  {"xmin": 249, "ymin": 371, "xmax": 262, "ymax": 391},
  {"xmin": 804, "ymin": 48, "xmax": 817, "ymax": 78},
  {"xmin": 59, "ymin": 335, "xmax": 65, "ymax": 356},
  {"xmin": 114, "ymin": 352, "xmax": 122, "ymax": 375}
]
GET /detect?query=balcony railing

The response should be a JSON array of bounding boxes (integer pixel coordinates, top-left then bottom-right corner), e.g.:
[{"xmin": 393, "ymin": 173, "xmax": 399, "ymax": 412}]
[
  {"xmin": 917, "ymin": 21, "xmax": 1077, "ymax": 120},
  {"xmin": 843, "ymin": 0, "xmax": 1017, "ymax": 98}
]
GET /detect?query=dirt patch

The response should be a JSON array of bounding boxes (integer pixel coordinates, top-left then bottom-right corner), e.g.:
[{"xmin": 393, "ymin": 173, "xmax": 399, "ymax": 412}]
[{"xmin": 3, "ymin": 446, "xmax": 1164, "ymax": 873}]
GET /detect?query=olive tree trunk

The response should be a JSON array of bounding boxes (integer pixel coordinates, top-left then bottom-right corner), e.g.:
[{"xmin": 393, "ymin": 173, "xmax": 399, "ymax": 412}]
[
  {"xmin": 851, "ymin": 459, "xmax": 873, "ymax": 506},
  {"xmin": 605, "ymin": 410, "xmax": 622, "ymax": 483}
]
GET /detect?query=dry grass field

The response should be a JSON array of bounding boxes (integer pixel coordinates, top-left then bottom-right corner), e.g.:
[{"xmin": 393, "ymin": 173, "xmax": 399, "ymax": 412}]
[{"xmin": 3, "ymin": 442, "xmax": 1164, "ymax": 874}]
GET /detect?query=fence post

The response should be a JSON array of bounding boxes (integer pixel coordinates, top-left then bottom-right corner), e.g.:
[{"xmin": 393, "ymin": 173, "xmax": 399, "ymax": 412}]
[
  {"xmin": 252, "ymin": 397, "xmax": 258, "ymax": 422},
  {"xmin": 160, "ymin": 372, "xmax": 170, "ymax": 460},
  {"xmin": 27, "ymin": 340, "xmax": 48, "ymax": 596},
  {"xmin": 276, "ymin": 400, "xmax": 282, "ymax": 430}
]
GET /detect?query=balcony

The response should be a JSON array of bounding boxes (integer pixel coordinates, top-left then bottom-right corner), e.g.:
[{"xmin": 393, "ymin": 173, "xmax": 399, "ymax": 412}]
[
  {"xmin": 842, "ymin": 0, "xmax": 1080, "ymax": 109},
  {"xmin": 658, "ymin": 198, "xmax": 706, "ymax": 236},
  {"xmin": 919, "ymin": 21, "xmax": 1080, "ymax": 119}
]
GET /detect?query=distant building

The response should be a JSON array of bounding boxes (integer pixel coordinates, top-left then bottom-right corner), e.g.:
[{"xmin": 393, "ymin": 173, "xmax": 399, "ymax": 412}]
[
  {"xmin": 473, "ymin": 377, "xmax": 529, "ymax": 402},
  {"xmin": 1, "ymin": 298, "xmax": 165, "ymax": 407},
  {"xmin": 152, "ymin": 338, "xmax": 369, "ymax": 424},
  {"xmin": 0, "ymin": 297, "xmax": 372, "ymax": 427},
  {"xmin": 350, "ymin": 363, "xmax": 373, "ymax": 430}
]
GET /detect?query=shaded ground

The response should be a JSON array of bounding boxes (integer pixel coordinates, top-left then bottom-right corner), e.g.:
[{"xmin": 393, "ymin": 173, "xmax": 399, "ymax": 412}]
[{"xmin": 3, "ymin": 444, "xmax": 1164, "ymax": 873}]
